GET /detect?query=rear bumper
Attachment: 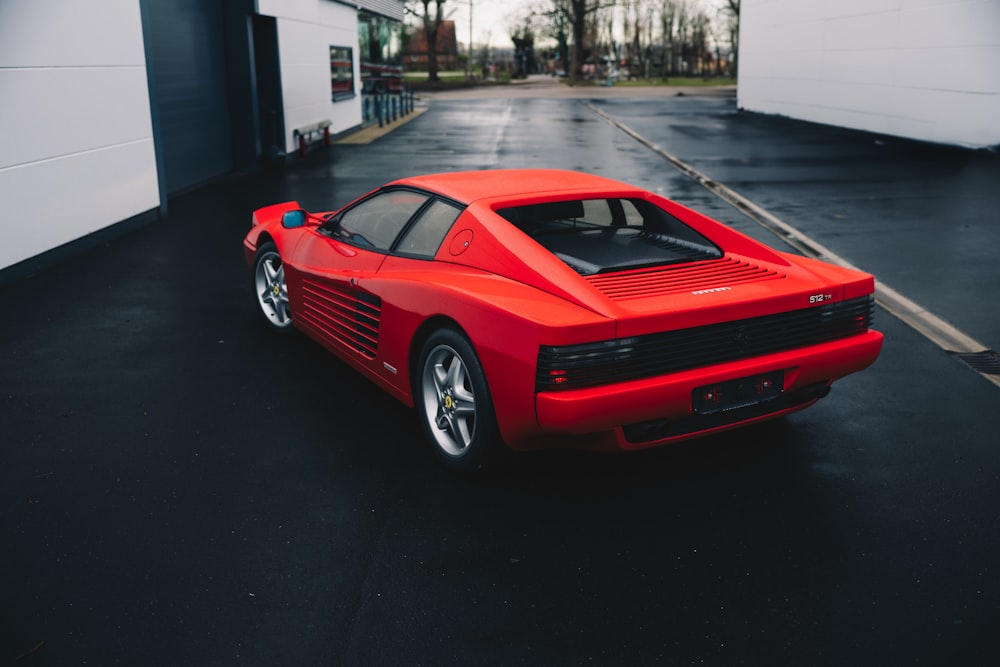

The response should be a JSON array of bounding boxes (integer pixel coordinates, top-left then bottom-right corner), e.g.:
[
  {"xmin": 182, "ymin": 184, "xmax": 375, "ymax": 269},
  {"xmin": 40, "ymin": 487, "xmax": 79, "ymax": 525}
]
[{"xmin": 532, "ymin": 330, "xmax": 883, "ymax": 451}]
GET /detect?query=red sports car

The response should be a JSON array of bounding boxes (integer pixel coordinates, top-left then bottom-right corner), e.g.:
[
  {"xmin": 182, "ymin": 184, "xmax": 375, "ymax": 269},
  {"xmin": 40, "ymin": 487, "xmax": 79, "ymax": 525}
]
[{"xmin": 244, "ymin": 170, "xmax": 883, "ymax": 470}]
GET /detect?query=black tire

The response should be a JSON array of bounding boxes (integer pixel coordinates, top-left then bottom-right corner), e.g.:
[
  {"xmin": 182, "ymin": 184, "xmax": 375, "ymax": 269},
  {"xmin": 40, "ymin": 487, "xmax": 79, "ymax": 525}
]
[
  {"xmin": 251, "ymin": 242, "xmax": 293, "ymax": 333},
  {"xmin": 416, "ymin": 328, "xmax": 504, "ymax": 472}
]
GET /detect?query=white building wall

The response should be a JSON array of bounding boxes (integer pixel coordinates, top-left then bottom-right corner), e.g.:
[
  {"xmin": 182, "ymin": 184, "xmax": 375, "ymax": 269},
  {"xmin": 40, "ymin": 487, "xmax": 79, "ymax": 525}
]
[
  {"xmin": 257, "ymin": 0, "xmax": 362, "ymax": 152},
  {"xmin": 737, "ymin": 0, "xmax": 1000, "ymax": 148},
  {"xmin": 0, "ymin": 0, "xmax": 159, "ymax": 272}
]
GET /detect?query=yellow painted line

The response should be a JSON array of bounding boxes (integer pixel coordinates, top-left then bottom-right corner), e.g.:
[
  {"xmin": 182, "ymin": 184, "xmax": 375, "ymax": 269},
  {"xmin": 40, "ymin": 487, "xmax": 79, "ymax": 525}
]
[
  {"xmin": 334, "ymin": 107, "xmax": 428, "ymax": 145},
  {"xmin": 586, "ymin": 103, "xmax": 1000, "ymax": 389}
]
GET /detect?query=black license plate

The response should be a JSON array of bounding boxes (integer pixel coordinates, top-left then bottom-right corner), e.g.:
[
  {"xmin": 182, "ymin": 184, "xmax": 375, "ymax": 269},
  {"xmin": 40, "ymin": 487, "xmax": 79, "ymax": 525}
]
[{"xmin": 692, "ymin": 371, "xmax": 784, "ymax": 415}]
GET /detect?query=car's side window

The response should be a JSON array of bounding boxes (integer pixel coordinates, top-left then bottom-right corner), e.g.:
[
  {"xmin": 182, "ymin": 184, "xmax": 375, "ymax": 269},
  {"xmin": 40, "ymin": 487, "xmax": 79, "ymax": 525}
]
[
  {"xmin": 395, "ymin": 199, "xmax": 463, "ymax": 257},
  {"xmin": 332, "ymin": 190, "xmax": 429, "ymax": 251}
]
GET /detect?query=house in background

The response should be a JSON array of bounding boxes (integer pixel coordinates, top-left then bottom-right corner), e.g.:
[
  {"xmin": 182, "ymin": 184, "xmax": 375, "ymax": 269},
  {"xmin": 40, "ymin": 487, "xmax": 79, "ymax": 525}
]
[{"xmin": 405, "ymin": 20, "xmax": 460, "ymax": 71}]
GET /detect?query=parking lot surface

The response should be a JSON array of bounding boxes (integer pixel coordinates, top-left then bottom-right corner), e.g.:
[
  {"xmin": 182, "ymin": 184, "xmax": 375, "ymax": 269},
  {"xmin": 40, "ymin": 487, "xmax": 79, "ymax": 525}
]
[{"xmin": 4, "ymin": 79, "xmax": 999, "ymax": 665}]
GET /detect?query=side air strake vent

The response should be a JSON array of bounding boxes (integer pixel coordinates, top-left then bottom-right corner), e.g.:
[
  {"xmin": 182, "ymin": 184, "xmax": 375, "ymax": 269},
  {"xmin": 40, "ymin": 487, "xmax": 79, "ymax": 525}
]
[{"xmin": 299, "ymin": 278, "xmax": 382, "ymax": 359}]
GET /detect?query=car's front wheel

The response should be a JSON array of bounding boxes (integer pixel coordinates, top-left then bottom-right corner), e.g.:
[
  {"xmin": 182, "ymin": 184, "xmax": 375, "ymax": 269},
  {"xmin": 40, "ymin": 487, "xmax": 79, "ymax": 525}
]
[
  {"xmin": 417, "ymin": 329, "xmax": 503, "ymax": 472},
  {"xmin": 252, "ymin": 241, "xmax": 293, "ymax": 333}
]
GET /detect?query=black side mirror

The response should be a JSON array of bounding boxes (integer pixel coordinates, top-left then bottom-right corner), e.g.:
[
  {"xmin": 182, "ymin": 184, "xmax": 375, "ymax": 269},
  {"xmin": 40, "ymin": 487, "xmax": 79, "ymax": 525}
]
[{"xmin": 281, "ymin": 209, "xmax": 307, "ymax": 228}]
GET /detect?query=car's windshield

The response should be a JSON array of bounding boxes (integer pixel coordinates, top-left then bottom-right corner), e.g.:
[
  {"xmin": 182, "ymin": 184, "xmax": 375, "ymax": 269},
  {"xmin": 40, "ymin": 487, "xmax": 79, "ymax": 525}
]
[{"xmin": 496, "ymin": 198, "xmax": 722, "ymax": 275}]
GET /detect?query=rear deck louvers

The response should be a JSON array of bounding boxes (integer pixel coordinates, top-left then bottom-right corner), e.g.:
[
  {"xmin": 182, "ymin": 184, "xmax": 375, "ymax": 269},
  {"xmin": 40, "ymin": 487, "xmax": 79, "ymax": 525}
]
[{"xmin": 585, "ymin": 257, "xmax": 784, "ymax": 301}]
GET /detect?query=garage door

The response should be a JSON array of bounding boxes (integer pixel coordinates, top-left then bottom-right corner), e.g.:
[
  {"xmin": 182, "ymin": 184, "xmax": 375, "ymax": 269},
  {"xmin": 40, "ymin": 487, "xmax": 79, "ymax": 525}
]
[{"xmin": 144, "ymin": 0, "xmax": 233, "ymax": 194}]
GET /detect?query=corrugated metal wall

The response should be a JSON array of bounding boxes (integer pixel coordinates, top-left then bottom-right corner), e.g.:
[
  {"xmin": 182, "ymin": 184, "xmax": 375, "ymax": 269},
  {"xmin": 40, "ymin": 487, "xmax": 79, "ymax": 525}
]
[
  {"xmin": 355, "ymin": 0, "xmax": 403, "ymax": 21},
  {"xmin": 145, "ymin": 0, "xmax": 234, "ymax": 193}
]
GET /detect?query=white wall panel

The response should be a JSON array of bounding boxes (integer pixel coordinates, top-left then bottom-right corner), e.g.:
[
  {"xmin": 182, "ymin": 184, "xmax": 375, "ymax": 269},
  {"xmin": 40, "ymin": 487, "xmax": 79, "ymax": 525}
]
[
  {"xmin": 823, "ymin": 47, "xmax": 897, "ymax": 86},
  {"xmin": 0, "ymin": 0, "xmax": 159, "ymax": 272},
  {"xmin": 898, "ymin": 46, "xmax": 1000, "ymax": 93},
  {"xmin": 0, "ymin": 140, "xmax": 158, "ymax": 270},
  {"xmin": 823, "ymin": 10, "xmax": 899, "ymax": 52},
  {"xmin": 257, "ymin": 0, "xmax": 320, "ymax": 23},
  {"xmin": 824, "ymin": 0, "xmax": 902, "ymax": 19},
  {"xmin": 772, "ymin": 20, "xmax": 823, "ymax": 53},
  {"xmin": 899, "ymin": 0, "xmax": 996, "ymax": 48},
  {"xmin": 0, "ymin": 0, "xmax": 145, "ymax": 67},
  {"xmin": 738, "ymin": 0, "xmax": 1000, "ymax": 148},
  {"xmin": 271, "ymin": 2, "xmax": 363, "ymax": 151},
  {"xmin": 0, "ymin": 67, "xmax": 154, "ymax": 169}
]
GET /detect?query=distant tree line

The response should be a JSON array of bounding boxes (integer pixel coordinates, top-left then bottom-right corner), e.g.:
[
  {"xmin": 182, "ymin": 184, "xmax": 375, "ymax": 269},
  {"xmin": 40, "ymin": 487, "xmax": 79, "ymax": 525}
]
[{"xmin": 407, "ymin": 0, "xmax": 740, "ymax": 83}]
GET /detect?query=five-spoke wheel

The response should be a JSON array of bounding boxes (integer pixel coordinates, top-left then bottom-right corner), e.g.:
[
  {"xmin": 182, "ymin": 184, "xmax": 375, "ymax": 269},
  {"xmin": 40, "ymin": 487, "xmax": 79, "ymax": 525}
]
[
  {"xmin": 252, "ymin": 242, "xmax": 293, "ymax": 332},
  {"xmin": 417, "ymin": 329, "xmax": 501, "ymax": 471}
]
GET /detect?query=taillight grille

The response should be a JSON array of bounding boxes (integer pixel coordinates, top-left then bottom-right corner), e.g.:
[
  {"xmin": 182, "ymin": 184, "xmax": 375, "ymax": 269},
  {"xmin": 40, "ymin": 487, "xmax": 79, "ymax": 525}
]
[{"xmin": 536, "ymin": 295, "xmax": 874, "ymax": 391}]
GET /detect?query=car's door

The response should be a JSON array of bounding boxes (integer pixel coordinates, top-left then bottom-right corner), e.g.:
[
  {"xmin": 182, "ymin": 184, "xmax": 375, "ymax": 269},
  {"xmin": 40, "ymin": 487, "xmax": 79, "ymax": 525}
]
[{"xmin": 287, "ymin": 188, "xmax": 430, "ymax": 363}]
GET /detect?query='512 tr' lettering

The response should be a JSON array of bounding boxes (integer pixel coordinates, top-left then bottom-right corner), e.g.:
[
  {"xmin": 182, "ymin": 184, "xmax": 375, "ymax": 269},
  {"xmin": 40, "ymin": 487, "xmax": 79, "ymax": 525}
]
[{"xmin": 809, "ymin": 293, "xmax": 834, "ymax": 304}]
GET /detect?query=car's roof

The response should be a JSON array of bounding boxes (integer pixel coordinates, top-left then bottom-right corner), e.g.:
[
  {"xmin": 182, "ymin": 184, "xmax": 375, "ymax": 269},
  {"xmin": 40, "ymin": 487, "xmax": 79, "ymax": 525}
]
[{"xmin": 389, "ymin": 170, "xmax": 645, "ymax": 205}]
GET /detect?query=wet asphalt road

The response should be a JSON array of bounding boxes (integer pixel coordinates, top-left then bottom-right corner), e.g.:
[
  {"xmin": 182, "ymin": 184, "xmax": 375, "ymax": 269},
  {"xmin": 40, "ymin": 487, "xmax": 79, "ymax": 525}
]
[{"xmin": 3, "ymin": 81, "xmax": 1000, "ymax": 665}]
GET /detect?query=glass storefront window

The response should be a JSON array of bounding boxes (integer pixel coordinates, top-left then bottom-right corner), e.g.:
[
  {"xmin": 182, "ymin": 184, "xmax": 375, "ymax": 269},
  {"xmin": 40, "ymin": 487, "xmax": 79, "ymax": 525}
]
[{"xmin": 330, "ymin": 45, "xmax": 355, "ymax": 101}]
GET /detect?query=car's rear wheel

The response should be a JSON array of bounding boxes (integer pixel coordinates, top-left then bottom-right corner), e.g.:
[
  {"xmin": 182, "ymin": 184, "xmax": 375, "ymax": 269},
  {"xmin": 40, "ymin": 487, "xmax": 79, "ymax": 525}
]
[
  {"xmin": 417, "ymin": 329, "xmax": 502, "ymax": 472},
  {"xmin": 252, "ymin": 242, "xmax": 293, "ymax": 333}
]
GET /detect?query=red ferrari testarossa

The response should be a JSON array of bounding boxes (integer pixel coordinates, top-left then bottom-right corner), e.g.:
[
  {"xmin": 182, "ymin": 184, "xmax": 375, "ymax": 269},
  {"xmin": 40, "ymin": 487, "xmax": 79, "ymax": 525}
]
[{"xmin": 244, "ymin": 170, "xmax": 883, "ymax": 470}]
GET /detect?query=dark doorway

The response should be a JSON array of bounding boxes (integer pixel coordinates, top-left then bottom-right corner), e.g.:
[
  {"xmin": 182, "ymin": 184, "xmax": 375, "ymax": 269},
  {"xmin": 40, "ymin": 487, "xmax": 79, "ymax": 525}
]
[{"xmin": 252, "ymin": 15, "xmax": 286, "ymax": 170}]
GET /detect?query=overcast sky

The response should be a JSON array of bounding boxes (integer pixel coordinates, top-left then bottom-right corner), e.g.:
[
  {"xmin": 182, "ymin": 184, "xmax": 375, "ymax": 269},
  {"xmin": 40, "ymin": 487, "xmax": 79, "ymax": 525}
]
[{"xmin": 445, "ymin": 0, "xmax": 527, "ymax": 48}]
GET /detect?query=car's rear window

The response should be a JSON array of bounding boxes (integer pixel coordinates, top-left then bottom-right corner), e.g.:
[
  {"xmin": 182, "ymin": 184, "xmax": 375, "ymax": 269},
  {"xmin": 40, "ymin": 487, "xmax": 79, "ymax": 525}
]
[{"xmin": 496, "ymin": 198, "xmax": 722, "ymax": 275}]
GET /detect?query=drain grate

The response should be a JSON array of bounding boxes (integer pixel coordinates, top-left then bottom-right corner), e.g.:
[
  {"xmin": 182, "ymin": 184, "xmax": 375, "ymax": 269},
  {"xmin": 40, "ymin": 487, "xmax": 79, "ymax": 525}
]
[{"xmin": 950, "ymin": 350, "xmax": 1000, "ymax": 375}]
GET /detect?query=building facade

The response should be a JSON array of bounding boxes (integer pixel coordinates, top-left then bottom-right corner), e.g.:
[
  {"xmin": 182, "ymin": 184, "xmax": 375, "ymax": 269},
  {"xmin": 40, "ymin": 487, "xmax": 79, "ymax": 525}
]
[
  {"xmin": 0, "ymin": 0, "xmax": 404, "ymax": 281},
  {"xmin": 737, "ymin": 0, "xmax": 1000, "ymax": 149}
]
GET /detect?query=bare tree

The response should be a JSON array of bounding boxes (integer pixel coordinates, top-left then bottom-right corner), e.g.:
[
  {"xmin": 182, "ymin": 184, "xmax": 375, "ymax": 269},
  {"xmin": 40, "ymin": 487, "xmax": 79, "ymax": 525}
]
[
  {"xmin": 659, "ymin": 0, "xmax": 678, "ymax": 78},
  {"xmin": 544, "ymin": 0, "xmax": 614, "ymax": 83},
  {"xmin": 653, "ymin": 0, "xmax": 714, "ymax": 77},
  {"xmin": 720, "ymin": 0, "xmax": 740, "ymax": 77},
  {"xmin": 509, "ymin": 13, "xmax": 537, "ymax": 78},
  {"xmin": 529, "ymin": 0, "xmax": 728, "ymax": 82},
  {"xmin": 591, "ymin": 2, "xmax": 617, "ymax": 76},
  {"xmin": 673, "ymin": 1, "xmax": 691, "ymax": 75},
  {"xmin": 689, "ymin": 9, "xmax": 710, "ymax": 76},
  {"xmin": 407, "ymin": 0, "xmax": 448, "ymax": 82},
  {"xmin": 641, "ymin": 0, "xmax": 656, "ymax": 78},
  {"xmin": 622, "ymin": 0, "xmax": 655, "ymax": 79}
]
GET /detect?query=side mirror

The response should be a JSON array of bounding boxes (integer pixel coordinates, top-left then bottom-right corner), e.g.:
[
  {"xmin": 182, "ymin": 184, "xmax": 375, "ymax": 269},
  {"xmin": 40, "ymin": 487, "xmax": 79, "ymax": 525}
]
[{"xmin": 281, "ymin": 209, "xmax": 307, "ymax": 229}]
